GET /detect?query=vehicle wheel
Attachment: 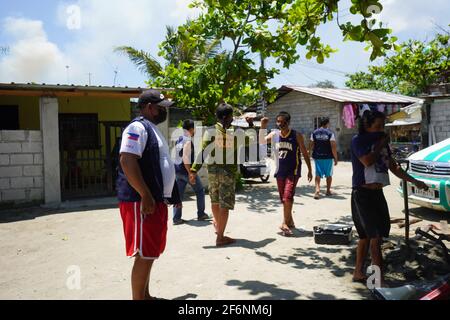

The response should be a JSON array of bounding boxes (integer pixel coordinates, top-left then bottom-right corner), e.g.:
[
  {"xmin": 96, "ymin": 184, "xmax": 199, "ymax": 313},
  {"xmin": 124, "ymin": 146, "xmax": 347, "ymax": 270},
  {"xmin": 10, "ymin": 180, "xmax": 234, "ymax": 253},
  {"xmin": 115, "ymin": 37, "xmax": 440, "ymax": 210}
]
[{"xmin": 260, "ymin": 175, "xmax": 270, "ymax": 183}]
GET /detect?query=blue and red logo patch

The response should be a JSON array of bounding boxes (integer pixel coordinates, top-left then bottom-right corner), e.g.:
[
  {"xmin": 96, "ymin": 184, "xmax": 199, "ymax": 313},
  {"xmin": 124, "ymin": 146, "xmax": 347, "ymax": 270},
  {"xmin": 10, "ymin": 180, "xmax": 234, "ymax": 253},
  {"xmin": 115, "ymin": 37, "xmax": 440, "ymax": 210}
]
[{"xmin": 127, "ymin": 133, "xmax": 140, "ymax": 141}]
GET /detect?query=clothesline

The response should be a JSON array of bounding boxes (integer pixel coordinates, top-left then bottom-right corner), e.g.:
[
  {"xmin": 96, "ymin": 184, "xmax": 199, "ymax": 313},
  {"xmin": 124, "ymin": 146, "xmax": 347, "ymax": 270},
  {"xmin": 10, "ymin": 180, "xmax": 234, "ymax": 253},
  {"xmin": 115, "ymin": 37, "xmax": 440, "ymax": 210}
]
[{"xmin": 341, "ymin": 103, "xmax": 405, "ymax": 129}]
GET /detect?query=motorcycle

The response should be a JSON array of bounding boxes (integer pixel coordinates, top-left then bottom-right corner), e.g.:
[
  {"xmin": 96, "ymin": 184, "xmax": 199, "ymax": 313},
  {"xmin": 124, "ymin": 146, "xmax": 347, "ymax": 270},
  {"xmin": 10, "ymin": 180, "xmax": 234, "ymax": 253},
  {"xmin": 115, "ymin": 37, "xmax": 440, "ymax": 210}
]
[{"xmin": 240, "ymin": 159, "xmax": 271, "ymax": 183}]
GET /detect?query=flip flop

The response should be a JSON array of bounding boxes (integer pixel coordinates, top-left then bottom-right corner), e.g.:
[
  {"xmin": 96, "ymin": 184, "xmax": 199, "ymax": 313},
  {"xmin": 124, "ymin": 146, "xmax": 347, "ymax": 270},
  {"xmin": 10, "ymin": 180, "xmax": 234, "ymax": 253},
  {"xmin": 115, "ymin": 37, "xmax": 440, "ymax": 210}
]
[
  {"xmin": 314, "ymin": 193, "xmax": 320, "ymax": 200},
  {"xmin": 280, "ymin": 227, "xmax": 294, "ymax": 237}
]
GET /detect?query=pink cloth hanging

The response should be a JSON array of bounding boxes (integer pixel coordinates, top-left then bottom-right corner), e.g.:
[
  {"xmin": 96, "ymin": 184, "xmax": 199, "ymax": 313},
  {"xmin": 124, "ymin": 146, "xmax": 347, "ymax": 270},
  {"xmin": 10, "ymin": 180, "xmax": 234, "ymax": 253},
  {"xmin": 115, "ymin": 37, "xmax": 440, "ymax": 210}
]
[
  {"xmin": 342, "ymin": 103, "xmax": 355, "ymax": 129},
  {"xmin": 377, "ymin": 104, "xmax": 386, "ymax": 113}
]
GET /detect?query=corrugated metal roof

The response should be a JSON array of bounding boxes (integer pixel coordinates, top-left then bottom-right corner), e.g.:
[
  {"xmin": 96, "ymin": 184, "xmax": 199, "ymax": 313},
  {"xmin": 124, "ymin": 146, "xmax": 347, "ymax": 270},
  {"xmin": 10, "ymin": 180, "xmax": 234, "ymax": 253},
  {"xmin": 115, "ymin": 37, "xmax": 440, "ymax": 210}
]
[
  {"xmin": 279, "ymin": 85, "xmax": 423, "ymax": 104},
  {"xmin": 0, "ymin": 82, "xmax": 174, "ymax": 93}
]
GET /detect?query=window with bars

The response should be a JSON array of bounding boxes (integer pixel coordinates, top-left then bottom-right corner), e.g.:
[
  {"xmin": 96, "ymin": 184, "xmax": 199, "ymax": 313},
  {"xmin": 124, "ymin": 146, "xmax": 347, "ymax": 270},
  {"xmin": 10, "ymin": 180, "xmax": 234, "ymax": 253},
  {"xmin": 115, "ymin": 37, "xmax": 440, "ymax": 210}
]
[
  {"xmin": 313, "ymin": 117, "xmax": 327, "ymax": 130},
  {"xmin": 59, "ymin": 113, "xmax": 100, "ymax": 150}
]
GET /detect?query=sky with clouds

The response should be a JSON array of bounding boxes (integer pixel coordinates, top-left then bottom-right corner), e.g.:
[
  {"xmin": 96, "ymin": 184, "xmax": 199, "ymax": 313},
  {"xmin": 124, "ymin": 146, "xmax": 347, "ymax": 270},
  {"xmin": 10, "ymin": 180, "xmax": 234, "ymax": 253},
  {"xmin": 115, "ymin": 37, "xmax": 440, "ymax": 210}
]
[{"xmin": 0, "ymin": 0, "xmax": 448, "ymax": 89}]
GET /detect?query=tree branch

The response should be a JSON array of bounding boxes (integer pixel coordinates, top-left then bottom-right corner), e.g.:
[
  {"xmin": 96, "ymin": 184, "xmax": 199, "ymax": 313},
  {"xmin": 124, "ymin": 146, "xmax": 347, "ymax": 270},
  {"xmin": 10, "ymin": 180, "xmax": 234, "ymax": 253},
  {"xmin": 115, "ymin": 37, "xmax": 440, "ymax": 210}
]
[{"xmin": 221, "ymin": 4, "xmax": 253, "ymax": 101}]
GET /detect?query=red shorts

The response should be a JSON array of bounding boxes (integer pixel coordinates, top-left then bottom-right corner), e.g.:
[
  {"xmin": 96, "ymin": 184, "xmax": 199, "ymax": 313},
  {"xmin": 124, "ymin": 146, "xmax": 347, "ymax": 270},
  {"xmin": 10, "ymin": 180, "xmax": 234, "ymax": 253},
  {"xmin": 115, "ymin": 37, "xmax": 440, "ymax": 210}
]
[
  {"xmin": 119, "ymin": 202, "xmax": 168, "ymax": 260},
  {"xmin": 277, "ymin": 176, "xmax": 300, "ymax": 203}
]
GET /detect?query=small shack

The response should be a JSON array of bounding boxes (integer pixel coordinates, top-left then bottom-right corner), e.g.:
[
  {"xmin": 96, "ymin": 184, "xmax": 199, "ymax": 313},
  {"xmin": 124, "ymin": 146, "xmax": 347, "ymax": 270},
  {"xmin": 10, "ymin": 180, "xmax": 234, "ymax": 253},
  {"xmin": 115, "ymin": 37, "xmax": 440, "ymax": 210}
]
[{"xmin": 266, "ymin": 86, "xmax": 422, "ymax": 159}]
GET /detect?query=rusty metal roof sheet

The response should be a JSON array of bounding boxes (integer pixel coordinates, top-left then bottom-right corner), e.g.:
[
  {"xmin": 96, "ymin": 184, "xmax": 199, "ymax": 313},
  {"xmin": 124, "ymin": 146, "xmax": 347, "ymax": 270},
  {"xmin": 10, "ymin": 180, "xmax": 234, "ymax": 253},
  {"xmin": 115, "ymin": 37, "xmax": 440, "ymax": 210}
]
[{"xmin": 279, "ymin": 85, "xmax": 423, "ymax": 104}]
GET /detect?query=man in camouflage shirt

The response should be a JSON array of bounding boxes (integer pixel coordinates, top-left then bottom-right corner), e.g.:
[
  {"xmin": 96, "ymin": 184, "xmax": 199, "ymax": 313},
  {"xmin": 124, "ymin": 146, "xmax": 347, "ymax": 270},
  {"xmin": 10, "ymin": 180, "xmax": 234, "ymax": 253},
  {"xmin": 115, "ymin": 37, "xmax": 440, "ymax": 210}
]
[{"xmin": 190, "ymin": 103, "xmax": 255, "ymax": 247}]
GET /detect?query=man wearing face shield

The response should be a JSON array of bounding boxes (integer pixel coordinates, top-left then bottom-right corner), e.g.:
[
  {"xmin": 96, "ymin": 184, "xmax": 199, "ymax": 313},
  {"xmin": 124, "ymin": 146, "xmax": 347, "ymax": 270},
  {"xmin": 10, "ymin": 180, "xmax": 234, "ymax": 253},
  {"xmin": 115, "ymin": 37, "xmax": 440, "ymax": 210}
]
[
  {"xmin": 190, "ymin": 103, "xmax": 254, "ymax": 247},
  {"xmin": 117, "ymin": 89, "xmax": 181, "ymax": 300}
]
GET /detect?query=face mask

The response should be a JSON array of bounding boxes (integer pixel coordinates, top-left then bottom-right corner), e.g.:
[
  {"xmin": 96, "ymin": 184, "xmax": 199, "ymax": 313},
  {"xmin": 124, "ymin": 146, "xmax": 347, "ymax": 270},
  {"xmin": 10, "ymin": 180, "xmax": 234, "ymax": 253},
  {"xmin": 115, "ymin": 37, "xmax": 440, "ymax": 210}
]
[
  {"xmin": 154, "ymin": 108, "xmax": 168, "ymax": 124},
  {"xmin": 222, "ymin": 118, "xmax": 233, "ymax": 129}
]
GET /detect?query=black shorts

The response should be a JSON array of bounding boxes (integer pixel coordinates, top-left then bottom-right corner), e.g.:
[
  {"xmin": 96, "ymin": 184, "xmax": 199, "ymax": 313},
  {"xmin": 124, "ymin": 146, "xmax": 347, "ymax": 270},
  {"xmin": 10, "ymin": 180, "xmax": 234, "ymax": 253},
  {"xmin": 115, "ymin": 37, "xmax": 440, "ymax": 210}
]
[{"xmin": 351, "ymin": 188, "xmax": 390, "ymax": 239}]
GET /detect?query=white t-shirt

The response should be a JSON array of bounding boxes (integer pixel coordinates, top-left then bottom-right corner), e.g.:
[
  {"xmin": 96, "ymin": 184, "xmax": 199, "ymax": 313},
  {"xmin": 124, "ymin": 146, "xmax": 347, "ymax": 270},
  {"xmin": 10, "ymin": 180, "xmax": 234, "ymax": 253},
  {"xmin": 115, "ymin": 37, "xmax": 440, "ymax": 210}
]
[{"xmin": 120, "ymin": 121, "xmax": 176, "ymax": 198}]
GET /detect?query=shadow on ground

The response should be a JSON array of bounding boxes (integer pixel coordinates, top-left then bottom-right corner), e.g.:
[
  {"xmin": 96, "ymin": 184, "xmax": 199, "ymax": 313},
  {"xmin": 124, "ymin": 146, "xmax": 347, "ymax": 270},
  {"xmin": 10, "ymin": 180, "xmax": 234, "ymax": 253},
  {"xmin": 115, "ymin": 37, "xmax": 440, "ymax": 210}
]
[
  {"xmin": 0, "ymin": 200, "xmax": 119, "ymax": 224},
  {"xmin": 276, "ymin": 229, "xmax": 314, "ymax": 238},
  {"xmin": 203, "ymin": 238, "xmax": 276, "ymax": 250},
  {"xmin": 315, "ymin": 215, "xmax": 355, "ymax": 225},
  {"xmin": 254, "ymin": 243, "xmax": 373, "ymax": 299},
  {"xmin": 236, "ymin": 185, "xmax": 281, "ymax": 214},
  {"xmin": 236, "ymin": 183, "xmax": 352, "ymax": 214},
  {"xmin": 242, "ymin": 179, "xmax": 272, "ymax": 185},
  {"xmin": 408, "ymin": 207, "xmax": 450, "ymax": 223},
  {"xmin": 173, "ymin": 293, "xmax": 198, "ymax": 300},
  {"xmin": 296, "ymin": 185, "xmax": 349, "ymax": 200},
  {"xmin": 226, "ymin": 280, "xmax": 302, "ymax": 300},
  {"xmin": 184, "ymin": 220, "xmax": 213, "ymax": 228},
  {"xmin": 255, "ymin": 246, "xmax": 356, "ymax": 277}
]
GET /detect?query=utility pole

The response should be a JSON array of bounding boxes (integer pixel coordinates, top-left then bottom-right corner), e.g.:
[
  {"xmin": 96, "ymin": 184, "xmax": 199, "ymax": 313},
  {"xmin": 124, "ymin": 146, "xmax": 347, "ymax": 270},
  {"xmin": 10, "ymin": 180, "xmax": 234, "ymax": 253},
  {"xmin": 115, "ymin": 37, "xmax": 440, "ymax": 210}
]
[
  {"xmin": 259, "ymin": 52, "xmax": 267, "ymax": 117},
  {"xmin": 66, "ymin": 66, "xmax": 70, "ymax": 84},
  {"xmin": 258, "ymin": 52, "xmax": 268, "ymax": 162},
  {"xmin": 88, "ymin": 73, "xmax": 92, "ymax": 86},
  {"xmin": 113, "ymin": 69, "xmax": 118, "ymax": 87}
]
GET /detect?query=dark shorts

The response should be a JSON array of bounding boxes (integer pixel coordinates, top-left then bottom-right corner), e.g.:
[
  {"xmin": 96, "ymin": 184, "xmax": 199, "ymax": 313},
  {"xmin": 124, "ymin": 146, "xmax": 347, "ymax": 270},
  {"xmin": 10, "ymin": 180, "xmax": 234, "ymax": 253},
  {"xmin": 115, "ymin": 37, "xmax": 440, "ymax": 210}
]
[
  {"xmin": 276, "ymin": 176, "xmax": 300, "ymax": 203},
  {"xmin": 351, "ymin": 188, "xmax": 390, "ymax": 239}
]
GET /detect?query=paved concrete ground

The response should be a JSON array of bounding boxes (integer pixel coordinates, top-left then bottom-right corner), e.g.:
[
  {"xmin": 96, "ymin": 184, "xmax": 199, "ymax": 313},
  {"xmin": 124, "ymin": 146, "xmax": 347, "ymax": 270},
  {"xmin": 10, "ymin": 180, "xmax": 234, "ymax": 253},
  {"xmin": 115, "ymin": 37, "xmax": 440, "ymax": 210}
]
[{"xmin": 0, "ymin": 162, "xmax": 448, "ymax": 300}]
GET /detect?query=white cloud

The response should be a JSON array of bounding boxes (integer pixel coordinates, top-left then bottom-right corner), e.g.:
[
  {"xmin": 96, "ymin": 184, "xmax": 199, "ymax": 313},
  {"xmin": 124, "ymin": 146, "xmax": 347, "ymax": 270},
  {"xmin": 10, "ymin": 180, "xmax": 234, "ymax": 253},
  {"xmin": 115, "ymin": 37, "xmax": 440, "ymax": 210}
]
[
  {"xmin": 170, "ymin": 0, "xmax": 202, "ymax": 19},
  {"xmin": 378, "ymin": 0, "xmax": 449, "ymax": 34},
  {"xmin": 0, "ymin": 0, "xmax": 200, "ymax": 86},
  {"xmin": 0, "ymin": 17, "xmax": 67, "ymax": 83},
  {"xmin": 1, "ymin": 0, "xmax": 448, "ymax": 88}
]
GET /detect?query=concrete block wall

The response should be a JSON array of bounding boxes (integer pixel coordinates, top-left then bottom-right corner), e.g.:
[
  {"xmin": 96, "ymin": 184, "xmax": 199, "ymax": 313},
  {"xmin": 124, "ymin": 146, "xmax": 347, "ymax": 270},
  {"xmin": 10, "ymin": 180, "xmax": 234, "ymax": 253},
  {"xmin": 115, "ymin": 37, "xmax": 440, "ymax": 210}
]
[
  {"xmin": 0, "ymin": 130, "xmax": 44, "ymax": 204},
  {"xmin": 266, "ymin": 91, "xmax": 353, "ymax": 158},
  {"xmin": 430, "ymin": 98, "xmax": 450, "ymax": 143}
]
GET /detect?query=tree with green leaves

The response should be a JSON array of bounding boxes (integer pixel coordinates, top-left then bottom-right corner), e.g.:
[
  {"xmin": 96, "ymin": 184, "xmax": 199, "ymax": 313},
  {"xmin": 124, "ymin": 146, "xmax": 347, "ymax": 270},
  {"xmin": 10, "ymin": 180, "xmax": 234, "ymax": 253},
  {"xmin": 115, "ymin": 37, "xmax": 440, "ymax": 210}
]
[
  {"xmin": 150, "ymin": 0, "xmax": 397, "ymax": 123},
  {"xmin": 346, "ymin": 33, "xmax": 450, "ymax": 96},
  {"xmin": 310, "ymin": 80, "xmax": 336, "ymax": 88},
  {"xmin": 115, "ymin": 22, "xmax": 221, "ymax": 79}
]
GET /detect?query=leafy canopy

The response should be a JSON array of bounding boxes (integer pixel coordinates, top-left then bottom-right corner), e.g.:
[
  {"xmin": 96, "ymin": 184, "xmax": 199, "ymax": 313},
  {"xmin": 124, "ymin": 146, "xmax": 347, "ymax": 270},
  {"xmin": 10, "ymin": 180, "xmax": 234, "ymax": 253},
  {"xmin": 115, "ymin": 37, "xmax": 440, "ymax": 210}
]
[
  {"xmin": 150, "ymin": 0, "xmax": 398, "ymax": 122},
  {"xmin": 346, "ymin": 33, "xmax": 450, "ymax": 96}
]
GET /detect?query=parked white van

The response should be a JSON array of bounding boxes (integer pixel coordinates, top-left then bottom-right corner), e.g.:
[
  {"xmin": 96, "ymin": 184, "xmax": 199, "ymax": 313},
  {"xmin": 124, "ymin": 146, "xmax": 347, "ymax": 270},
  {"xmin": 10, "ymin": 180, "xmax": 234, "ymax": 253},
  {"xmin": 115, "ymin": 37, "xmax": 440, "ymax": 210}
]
[{"xmin": 399, "ymin": 138, "xmax": 450, "ymax": 212}]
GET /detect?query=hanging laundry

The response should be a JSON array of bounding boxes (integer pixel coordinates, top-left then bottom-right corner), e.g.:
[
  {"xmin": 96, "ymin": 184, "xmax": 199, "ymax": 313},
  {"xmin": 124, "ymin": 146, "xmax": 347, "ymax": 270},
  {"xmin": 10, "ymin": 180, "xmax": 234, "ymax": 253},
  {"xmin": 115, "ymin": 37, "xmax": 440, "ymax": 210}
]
[
  {"xmin": 377, "ymin": 104, "xmax": 386, "ymax": 113},
  {"xmin": 352, "ymin": 104, "xmax": 359, "ymax": 120},
  {"xmin": 386, "ymin": 104, "xmax": 393, "ymax": 115},
  {"xmin": 342, "ymin": 103, "xmax": 356, "ymax": 129},
  {"xmin": 359, "ymin": 104, "xmax": 371, "ymax": 117},
  {"xmin": 369, "ymin": 103, "xmax": 378, "ymax": 112}
]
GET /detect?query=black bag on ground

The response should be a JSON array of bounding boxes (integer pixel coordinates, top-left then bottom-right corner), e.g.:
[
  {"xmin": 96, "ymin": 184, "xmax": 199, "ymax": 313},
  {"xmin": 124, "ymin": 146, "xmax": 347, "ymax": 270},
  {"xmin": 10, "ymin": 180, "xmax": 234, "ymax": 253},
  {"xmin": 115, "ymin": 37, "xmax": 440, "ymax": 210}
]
[{"xmin": 313, "ymin": 224, "xmax": 353, "ymax": 245}]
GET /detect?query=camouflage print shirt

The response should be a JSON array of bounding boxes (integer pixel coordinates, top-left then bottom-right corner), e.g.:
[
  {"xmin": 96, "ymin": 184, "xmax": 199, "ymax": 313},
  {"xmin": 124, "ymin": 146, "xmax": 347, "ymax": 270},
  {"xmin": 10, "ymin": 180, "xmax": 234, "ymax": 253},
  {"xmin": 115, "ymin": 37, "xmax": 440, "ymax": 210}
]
[{"xmin": 191, "ymin": 123, "xmax": 256, "ymax": 175}]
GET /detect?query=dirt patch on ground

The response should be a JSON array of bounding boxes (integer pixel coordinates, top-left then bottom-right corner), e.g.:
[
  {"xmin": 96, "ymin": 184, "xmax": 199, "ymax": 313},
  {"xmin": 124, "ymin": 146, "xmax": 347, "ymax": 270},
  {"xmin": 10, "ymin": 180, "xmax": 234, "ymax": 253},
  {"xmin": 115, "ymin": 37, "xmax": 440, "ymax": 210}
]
[{"xmin": 383, "ymin": 237, "xmax": 450, "ymax": 287}]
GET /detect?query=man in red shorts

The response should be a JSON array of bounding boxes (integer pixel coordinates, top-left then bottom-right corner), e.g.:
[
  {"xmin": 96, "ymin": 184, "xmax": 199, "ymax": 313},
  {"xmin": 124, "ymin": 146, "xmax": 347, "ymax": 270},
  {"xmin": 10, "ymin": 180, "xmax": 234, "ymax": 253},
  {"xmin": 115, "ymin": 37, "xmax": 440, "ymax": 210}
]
[
  {"xmin": 117, "ymin": 89, "xmax": 181, "ymax": 300},
  {"xmin": 260, "ymin": 112, "xmax": 312, "ymax": 236}
]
